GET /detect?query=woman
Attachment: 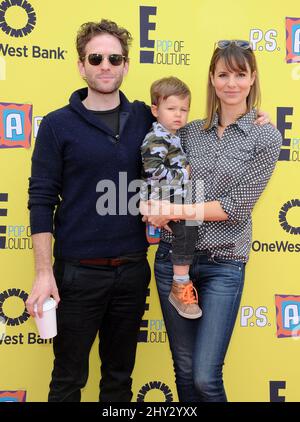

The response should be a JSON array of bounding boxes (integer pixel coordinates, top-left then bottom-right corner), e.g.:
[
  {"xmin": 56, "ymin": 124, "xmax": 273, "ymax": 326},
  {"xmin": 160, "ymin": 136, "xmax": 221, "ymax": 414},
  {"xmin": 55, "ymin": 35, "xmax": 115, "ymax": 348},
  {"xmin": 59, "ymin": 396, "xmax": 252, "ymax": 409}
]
[{"xmin": 142, "ymin": 40, "xmax": 282, "ymax": 401}]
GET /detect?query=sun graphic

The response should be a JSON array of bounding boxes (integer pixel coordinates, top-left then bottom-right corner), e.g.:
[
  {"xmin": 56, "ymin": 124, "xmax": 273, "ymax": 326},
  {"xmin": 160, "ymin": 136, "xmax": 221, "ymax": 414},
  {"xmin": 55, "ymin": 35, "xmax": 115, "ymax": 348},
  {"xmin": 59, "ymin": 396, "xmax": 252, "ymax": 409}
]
[{"xmin": 0, "ymin": 0, "xmax": 36, "ymax": 37}]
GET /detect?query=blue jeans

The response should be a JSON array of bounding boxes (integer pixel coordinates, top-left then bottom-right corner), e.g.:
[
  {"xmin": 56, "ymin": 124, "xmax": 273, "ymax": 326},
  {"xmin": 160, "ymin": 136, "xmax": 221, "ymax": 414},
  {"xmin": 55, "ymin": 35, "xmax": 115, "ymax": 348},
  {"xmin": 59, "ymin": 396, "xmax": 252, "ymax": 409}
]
[{"xmin": 154, "ymin": 241, "xmax": 245, "ymax": 402}]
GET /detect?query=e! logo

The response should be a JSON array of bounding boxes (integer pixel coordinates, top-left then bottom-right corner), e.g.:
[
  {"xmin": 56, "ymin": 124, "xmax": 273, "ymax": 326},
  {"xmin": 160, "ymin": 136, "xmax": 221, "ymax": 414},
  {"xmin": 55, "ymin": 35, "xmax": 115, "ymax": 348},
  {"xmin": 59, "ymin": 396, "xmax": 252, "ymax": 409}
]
[{"xmin": 139, "ymin": 6, "xmax": 157, "ymax": 63}]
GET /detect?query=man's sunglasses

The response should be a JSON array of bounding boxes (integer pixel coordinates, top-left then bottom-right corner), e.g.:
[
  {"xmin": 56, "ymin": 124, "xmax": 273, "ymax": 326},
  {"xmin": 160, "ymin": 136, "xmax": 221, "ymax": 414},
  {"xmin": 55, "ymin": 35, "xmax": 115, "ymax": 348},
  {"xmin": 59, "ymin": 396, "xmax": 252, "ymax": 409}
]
[
  {"xmin": 83, "ymin": 53, "xmax": 127, "ymax": 66},
  {"xmin": 215, "ymin": 40, "xmax": 252, "ymax": 50}
]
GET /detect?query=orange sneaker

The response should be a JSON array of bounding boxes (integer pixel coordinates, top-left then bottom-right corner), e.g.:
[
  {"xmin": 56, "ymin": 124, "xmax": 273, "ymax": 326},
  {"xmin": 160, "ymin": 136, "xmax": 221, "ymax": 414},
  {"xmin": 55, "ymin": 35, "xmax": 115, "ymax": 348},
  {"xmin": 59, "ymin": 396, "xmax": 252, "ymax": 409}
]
[{"xmin": 168, "ymin": 280, "xmax": 202, "ymax": 319}]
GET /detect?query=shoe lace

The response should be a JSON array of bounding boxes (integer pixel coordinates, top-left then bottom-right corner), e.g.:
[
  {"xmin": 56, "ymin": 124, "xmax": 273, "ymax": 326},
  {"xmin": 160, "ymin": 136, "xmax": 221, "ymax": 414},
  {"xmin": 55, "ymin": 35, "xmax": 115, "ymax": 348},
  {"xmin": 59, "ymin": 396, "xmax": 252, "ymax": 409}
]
[{"xmin": 180, "ymin": 282, "xmax": 198, "ymax": 305}]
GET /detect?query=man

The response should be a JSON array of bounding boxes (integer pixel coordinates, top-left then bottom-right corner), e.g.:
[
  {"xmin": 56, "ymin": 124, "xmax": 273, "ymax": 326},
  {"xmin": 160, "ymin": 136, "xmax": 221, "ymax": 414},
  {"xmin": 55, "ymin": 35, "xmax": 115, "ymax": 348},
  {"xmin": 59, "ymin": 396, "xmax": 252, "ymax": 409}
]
[{"xmin": 26, "ymin": 19, "xmax": 154, "ymax": 402}]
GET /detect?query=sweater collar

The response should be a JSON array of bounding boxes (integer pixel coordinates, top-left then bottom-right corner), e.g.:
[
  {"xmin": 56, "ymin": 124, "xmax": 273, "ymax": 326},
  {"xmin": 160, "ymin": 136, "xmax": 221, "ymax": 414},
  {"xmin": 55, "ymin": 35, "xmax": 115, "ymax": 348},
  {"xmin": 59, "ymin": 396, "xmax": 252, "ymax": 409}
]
[{"xmin": 69, "ymin": 87, "xmax": 131, "ymax": 135}]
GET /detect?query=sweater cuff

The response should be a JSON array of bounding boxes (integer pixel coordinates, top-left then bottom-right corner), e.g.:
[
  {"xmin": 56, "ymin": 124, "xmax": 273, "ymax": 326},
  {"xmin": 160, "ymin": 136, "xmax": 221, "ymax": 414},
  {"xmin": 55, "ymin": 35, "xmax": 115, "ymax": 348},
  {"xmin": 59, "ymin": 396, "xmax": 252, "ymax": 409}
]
[{"xmin": 30, "ymin": 205, "xmax": 54, "ymax": 235}]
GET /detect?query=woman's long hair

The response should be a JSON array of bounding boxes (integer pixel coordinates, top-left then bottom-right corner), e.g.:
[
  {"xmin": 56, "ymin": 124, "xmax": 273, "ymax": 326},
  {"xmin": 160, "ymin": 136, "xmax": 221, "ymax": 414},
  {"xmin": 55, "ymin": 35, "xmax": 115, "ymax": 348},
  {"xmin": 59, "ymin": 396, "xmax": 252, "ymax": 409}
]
[{"xmin": 204, "ymin": 43, "xmax": 261, "ymax": 130}]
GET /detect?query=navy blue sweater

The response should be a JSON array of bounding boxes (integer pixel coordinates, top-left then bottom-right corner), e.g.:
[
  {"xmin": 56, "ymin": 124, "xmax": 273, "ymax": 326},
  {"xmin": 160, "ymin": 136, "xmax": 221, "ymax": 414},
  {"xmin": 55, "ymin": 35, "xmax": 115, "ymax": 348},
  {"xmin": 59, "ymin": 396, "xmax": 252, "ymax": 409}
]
[{"xmin": 28, "ymin": 88, "xmax": 154, "ymax": 259}]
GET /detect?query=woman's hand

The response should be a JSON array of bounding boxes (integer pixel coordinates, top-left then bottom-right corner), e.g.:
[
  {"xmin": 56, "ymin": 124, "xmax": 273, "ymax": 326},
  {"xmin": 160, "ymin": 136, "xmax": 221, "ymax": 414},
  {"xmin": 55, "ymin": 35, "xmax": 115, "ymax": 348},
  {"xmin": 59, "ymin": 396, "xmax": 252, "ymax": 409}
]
[
  {"xmin": 139, "ymin": 200, "xmax": 150, "ymax": 217},
  {"xmin": 140, "ymin": 199, "xmax": 172, "ymax": 217}
]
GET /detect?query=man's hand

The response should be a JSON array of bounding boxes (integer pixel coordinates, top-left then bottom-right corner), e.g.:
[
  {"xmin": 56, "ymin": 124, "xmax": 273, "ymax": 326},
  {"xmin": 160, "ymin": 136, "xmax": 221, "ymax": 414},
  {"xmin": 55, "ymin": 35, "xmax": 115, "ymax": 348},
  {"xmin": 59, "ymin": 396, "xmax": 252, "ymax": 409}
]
[
  {"xmin": 26, "ymin": 270, "xmax": 60, "ymax": 318},
  {"xmin": 255, "ymin": 110, "xmax": 272, "ymax": 126}
]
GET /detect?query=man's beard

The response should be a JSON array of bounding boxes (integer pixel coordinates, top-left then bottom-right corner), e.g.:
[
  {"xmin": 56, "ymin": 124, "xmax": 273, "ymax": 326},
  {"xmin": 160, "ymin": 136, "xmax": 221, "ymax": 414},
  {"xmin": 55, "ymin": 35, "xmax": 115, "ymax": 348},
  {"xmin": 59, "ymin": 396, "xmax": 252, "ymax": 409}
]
[{"xmin": 87, "ymin": 75, "xmax": 123, "ymax": 95}]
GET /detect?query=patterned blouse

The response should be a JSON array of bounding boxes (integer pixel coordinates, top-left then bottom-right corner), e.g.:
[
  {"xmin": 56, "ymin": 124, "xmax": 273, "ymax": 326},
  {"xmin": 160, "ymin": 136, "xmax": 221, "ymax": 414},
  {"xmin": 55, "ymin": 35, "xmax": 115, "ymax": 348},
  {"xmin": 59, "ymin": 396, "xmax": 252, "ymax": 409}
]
[{"xmin": 161, "ymin": 109, "xmax": 282, "ymax": 262}]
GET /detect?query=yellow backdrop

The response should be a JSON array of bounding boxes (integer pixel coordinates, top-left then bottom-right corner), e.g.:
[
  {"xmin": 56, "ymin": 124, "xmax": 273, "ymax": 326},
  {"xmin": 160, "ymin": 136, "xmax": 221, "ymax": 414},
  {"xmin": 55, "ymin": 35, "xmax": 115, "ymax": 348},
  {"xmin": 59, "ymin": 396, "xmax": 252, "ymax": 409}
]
[{"xmin": 0, "ymin": 0, "xmax": 299, "ymax": 402}]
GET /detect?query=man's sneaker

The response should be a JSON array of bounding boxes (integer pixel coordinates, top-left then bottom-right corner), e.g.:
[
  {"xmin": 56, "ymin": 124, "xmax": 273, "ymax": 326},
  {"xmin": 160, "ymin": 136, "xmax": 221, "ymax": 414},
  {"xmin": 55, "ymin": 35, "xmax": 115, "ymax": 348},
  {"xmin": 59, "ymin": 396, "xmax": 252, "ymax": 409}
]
[{"xmin": 168, "ymin": 280, "xmax": 202, "ymax": 319}]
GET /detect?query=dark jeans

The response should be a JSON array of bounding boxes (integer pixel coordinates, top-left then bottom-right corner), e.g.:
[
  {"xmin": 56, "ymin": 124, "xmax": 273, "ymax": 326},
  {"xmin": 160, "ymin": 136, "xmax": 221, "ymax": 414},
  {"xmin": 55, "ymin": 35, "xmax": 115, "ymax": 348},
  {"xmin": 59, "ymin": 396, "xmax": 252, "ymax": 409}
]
[
  {"xmin": 48, "ymin": 258, "xmax": 151, "ymax": 402},
  {"xmin": 168, "ymin": 221, "xmax": 198, "ymax": 266},
  {"xmin": 154, "ymin": 241, "xmax": 245, "ymax": 402}
]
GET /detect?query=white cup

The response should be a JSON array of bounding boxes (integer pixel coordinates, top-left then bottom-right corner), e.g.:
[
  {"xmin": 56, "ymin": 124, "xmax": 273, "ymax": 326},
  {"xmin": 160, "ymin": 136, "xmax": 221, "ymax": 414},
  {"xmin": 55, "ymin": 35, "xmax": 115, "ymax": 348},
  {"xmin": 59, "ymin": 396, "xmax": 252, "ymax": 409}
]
[{"xmin": 33, "ymin": 298, "xmax": 57, "ymax": 339}]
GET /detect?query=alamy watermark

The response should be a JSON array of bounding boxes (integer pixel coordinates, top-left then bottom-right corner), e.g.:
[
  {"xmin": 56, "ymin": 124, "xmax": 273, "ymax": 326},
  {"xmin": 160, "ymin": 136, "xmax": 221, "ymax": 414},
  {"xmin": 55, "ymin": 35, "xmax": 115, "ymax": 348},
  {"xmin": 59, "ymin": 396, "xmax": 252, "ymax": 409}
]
[{"xmin": 95, "ymin": 172, "xmax": 204, "ymax": 225}]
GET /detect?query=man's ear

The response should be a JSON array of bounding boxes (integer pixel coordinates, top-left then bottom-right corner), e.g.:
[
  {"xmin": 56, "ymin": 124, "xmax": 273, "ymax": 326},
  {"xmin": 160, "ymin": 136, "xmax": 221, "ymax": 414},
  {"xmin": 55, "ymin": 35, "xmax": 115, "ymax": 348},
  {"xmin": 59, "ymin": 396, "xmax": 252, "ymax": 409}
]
[
  {"xmin": 78, "ymin": 59, "xmax": 86, "ymax": 79},
  {"xmin": 123, "ymin": 59, "xmax": 129, "ymax": 77}
]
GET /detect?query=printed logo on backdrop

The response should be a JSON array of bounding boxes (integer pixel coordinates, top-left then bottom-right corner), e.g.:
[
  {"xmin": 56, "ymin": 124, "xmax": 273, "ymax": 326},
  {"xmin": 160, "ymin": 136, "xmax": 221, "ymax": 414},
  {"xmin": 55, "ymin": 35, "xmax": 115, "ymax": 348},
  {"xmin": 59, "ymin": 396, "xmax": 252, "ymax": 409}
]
[
  {"xmin": 0, "ymin": 0, "xmax": 36, "ymax": 37},
  {"xmin": 249, "ymin": 17, "xmax": 300, "ymax": 59},
  {"xmin": 269, "ymin": 381, "xmax": 286, "ymax": 402},
  {"xmin": 0, "ymin": 288, "xmax": 29, "ymax": 326},
  {"xmin": 251, "ymin": 199, "xmax": 300, "ymax": 254},
  {"xmin": 0, "ymin": 193, "xmax": 8, "ymax": 249},
  {"xmin": 0, "ymin": 2, "xmax": 67, "ymax": 61},
  {"xmin": 278, "ymin": 199, "xmax": 300, "ymax": 235},
  {"xmin": 240, "ymin": 306, "xmax": 270, "ymax": 328},
  {"xmin": 0, "ymin": 390, "xmax": 26, "ymax": 402},
  {"xmin": 138, "ymin": 288, "xmax": 150, "ymax": 342},
  {"xmin": 147, "ymin": 319, "xmax": 167, "ymax": 343},
  {"xmin": 0, "ymin": 288, "xmax": 54, "ymax": 346},
  {"xmin": 139, "ymin": 6, "xmax": 190, "ymax": 66},
  {"xmin": 138, "ymin": 285, "xmax": 168, "ymax": 343},
  {"xmin": 249, "ymin": 29, "xmax": 279, "ymax": 52},
  {"xmin": 137, "ymin": 381, "xmax": 173, "ymax": 402},
  {"xmin": 5, "ymin": 225, "xmax": 32, "ymax": 250},
  {"xmin": 248, "ymin": 19, "xmax": 300, "ymax": 81},
  {"xmin": 286, "ymin": 17, "xmax": 300, "ymax": 63},
  {"xmin": 0, "ymin": 193, "xmax": 33, "ymax": 250},
  {"xmin": 0, "ymin": 103, "xmax": 32, "ymax": 148},
  {"xmin": 277, "ymin": 107, "xmax": 300, "ymax": 162},
  {"xmin": 275, "ymin": 294, "xmax": 300, "ymax": 338}
]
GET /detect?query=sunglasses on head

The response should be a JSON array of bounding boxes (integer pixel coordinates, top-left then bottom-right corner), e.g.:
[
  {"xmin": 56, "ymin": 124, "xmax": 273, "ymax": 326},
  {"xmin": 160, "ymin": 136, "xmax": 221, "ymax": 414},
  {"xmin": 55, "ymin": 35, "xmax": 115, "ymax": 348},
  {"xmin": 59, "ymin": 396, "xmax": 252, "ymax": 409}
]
[
  {"xmin": 83, "ymin": 53, "xmax": 127, "ymax": 66},
  {"xmin": 216, "ymin": 40, "xmax": 252, "ymax": 50}
]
